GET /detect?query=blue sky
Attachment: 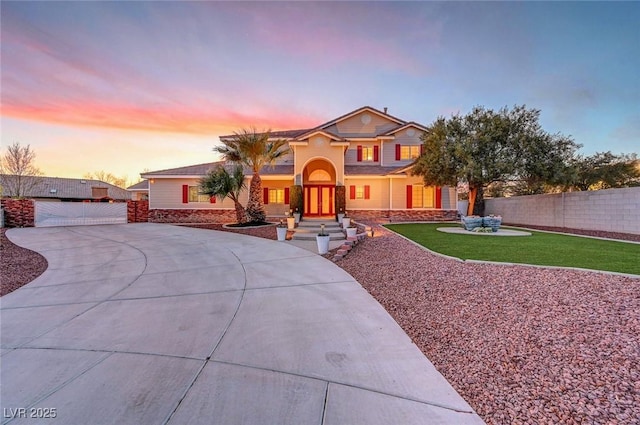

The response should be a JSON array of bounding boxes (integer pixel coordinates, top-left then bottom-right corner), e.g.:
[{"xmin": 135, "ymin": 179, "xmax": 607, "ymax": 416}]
[{"xmin": 2, "ymin": 1, "xmax": 638, "ymax": 182}]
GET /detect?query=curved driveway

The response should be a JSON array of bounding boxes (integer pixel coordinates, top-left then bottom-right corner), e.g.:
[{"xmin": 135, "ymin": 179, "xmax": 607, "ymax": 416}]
[{"xmin": 1, "ymin": 223, "xmax": 484, "ymax": 424}]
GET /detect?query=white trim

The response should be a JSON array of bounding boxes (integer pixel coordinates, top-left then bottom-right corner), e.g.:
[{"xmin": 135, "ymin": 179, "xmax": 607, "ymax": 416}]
[{"xmin": 141, "ymin": 174, "xmax": 204, "ymax": 179}]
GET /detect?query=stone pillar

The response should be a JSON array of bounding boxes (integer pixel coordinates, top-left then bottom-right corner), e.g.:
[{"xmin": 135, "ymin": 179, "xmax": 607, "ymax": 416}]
[
  {"xmin": 289, "ymin": 185, "xmax": 303, "ymax": 219},
  {"xmin": 335, "ymin": 185, "xmax": 346, "ymax": 220}
]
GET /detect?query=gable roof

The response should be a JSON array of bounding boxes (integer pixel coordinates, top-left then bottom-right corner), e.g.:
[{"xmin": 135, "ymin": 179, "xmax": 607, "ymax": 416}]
[
  {"xmin": 218, "ymin": 106, "xmax": 414, "ymax": 141},
  {"xmin": 126, "ymin": 180, "xmax": 149, "ymax": 191},
  {"xmin": 316, "ymin": 106, "xmax": 406, "ymax": 130},
  {"xmin": 381, "ymin": 121, "xmax": 429, "ymax": 136},
  {"xmin": 0, "ymin": 175, "xmax": 131, "ymax": 200}
]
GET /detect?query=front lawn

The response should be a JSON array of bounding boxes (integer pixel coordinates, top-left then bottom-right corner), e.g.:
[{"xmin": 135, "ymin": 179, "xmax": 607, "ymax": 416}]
[{"xmin": 385, "ymin": 223, "xmax": 640, "ymax": 275}]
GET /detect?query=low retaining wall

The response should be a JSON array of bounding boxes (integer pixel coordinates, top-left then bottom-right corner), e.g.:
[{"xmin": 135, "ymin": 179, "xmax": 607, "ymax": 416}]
[
  {"xmin": 1, "ymin": 199, "xmax": 35, "ymax": 227},
  {"xmin": 485, "ymin": 187, "xmax": 640, "ymax": 235}
]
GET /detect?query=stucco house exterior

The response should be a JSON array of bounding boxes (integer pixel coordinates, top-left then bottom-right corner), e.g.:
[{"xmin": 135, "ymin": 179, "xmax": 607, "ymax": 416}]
[{"xmin": 141, "ymin": 106, "xmax": 457, "ymax": 223}]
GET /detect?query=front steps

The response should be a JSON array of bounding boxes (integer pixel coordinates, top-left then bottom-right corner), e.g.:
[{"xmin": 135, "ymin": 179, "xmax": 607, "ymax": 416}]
[{"xmin": 291, "ymin": 218, "xmax": 345, "ymax": 241}]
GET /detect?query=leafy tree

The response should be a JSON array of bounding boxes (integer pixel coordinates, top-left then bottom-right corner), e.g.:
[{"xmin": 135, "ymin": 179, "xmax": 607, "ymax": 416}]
[
  {"xmin": 510, "ymin": 131, "xmax": 579, "ymax": 195},
  {"xmin": 571, "ymin": 152, "xmax": 640, "ymax": 191},
  {"xmin": 214, "ymin": 128, "xmax": 289, "ymax": 223},
  {"xmin": 199, "ymin": 165, "xmax": 247, "ymax": 224},
  {"xmin": 84, "ymin": 171, "xmax": 129, "ymax": 189},
  {"xmin": 0, "ymin": 142, "xmax": 43, "ymax": 198},
  {"xmin": 413, "ymin": 105, "xmax": 577, "ymax": 215}
]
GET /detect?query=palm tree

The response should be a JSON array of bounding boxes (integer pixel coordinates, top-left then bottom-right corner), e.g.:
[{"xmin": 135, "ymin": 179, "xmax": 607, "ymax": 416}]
[
  {"xmin": 199, "ymin": 165, "xmax": 248, "ymax": 224},
  {"xmin": 214, "ymin": 128, "xmax": 290, "ymax": 223}
]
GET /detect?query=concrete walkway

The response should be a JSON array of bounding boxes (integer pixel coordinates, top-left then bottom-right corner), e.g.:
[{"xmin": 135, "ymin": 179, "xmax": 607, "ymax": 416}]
[{"xmin": 1, "ymin": 223, "xmax": 484, "ymax": 424}]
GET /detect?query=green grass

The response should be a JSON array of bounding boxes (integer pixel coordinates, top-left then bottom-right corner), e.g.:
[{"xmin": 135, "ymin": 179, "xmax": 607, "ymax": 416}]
[{"xmin": 385, "ymin": 223, "xmax": 640, "ymax": 275}]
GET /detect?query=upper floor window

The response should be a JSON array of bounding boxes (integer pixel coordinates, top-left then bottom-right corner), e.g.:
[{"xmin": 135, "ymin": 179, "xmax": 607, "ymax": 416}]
[
  {"xmin": 357, "ymin": 145, "xmax": 378, "ymax": 162},
  {"xmin": 401, "ymin": 145, "xmax": 421, "ymax": 160},
  {"xmin": 395, "ymin": 144, "xmax": 423, "ymax": 161}
]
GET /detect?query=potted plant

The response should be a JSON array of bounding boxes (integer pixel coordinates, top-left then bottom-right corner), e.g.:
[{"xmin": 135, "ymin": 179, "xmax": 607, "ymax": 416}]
[
  {"xmin": 341, "ymin": 212, "xmax": 351, "ymax": 229},
  {"xmin": 337, "ymin": 207, "xmax": 345, "ymax": 224},
  {"xmin": 286, "ymin": 211, "xmax": 296, "ymax": 230},
  {"xmin": 276, "ymin": 220, "xmax": 288, "ymax": 241},
  {"xmin": 293, "ymin": 207, "xmax": 301, "ymax": 224},
  {"xmin": 345, "ymin": 220, "xmax": 357, "ymax": 238},
  {"xmin": 316, "ymin": 224, "xmax": 330, "ymax": 254}
]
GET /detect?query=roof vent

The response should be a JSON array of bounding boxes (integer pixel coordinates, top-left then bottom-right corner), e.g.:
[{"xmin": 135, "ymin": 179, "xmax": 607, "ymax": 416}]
[
  {"xmin": 384, "ymin": 107, "xmax": 388, "ymax": 114},
  {"xmin": 50, "ymin": 189, "xmax": 57, "ymax": 194},
  {"xmin": 81, "ymin": 180, "xmax": 86, "ymax": 184}
]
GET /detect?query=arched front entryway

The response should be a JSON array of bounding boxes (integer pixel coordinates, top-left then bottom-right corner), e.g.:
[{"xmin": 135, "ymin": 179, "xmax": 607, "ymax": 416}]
[{"xmin": 302, "ymin": 159, "xmax": 336, "ymax": 217}]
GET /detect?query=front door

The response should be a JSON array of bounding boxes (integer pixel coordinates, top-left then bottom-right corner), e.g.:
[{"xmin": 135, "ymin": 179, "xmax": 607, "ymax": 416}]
[{"xmin": 304, "ymin": 185, "xmax": 334, "ymax": 216}]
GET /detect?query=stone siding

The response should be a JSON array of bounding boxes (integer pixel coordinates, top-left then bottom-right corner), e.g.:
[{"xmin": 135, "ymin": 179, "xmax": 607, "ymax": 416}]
[
  {"xmin": 485, "ymin": 187, "xmax": 640, "ymax": 235},
  {"xmin": 127, "ymin": 200, "xmax": 149, "ymax": 223},
  {"xmin": 0, "ymin": 199, "xmax": 35, "ymax": 227},
  {"xmin": 351, "ymin": 209, "xmax": 458, "ymax": 222},
  {"xmin": 148, "ymin": 208, "xmax": 236, "ymax": 223}
]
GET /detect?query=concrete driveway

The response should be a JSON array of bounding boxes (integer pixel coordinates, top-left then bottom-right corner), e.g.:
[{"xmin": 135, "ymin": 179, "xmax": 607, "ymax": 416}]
[{"xmin": 1, "ymin": 223, "xmax": 484, "ymax": 424}]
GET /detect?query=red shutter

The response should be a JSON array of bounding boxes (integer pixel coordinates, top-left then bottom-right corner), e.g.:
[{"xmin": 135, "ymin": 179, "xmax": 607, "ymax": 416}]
[
  {"xmin": 420, "ymin": 144, "xmax": 425, "ymax": 156},
  {"xmin": 357, "ymin": 145, "xmax": 363, "ymax": 162},
  {"xmin": 349, "ymin": 185, "xmax": 356, "ymax": 199},
  {"xmin": 435, "ymin": 187, "xmax": 442, "ymax": 209},
  {"xmin": 373, "ymin": 145, "xmax": 379, "ymax": 162},
  {"xmin": 210, "ymin": 196, "xmax": 216, "ymax": 204},
  {"xmin": 395, "ymin": 144, "xmax": 401, "ymax": 160},
  {"xmin": 284, "ymin": 187, "xmax": 290, "ymax": 204},
  {"xmin": 263, "ymin": 187, "xmax": 269, "ymax": 204},
  {"xmin": 364, "ymin": 185, "xmax": 370, "ymax": 200},
  {"xmin": 406, "ymin": 185, "xmax": 413, "ymax": 209},
  {"xmin": 182, "ymin": 185, "xmax": 189, "ymax": 204}
]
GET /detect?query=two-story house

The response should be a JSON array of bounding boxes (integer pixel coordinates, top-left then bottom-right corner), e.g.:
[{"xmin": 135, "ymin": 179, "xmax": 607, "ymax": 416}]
[{"xmin": 141, "ymin": 106, "xmax": 457, "ymax": 223}]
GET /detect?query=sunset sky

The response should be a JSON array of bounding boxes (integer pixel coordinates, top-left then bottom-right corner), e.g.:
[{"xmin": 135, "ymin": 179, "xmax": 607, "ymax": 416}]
[{"xmin": 2, "ymin": 1, "xmax": 638, "ymax": 185}]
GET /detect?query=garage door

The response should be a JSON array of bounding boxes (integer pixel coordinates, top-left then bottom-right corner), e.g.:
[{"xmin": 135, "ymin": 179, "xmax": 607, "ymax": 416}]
[{"xmin": 35, "ymin": 202, "xmax": 127, "ymax": 227}]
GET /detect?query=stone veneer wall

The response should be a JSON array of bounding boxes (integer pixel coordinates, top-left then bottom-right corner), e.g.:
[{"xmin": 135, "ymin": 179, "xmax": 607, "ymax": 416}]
[
  {"xmin": 127, "ymin": 200, "xmax": 149, "ymax": 223},
  {"xmin": 351, "ymin": 209, "xmax": 458, "ymax": 222},
  {"xmin": 484, "ymin": 187, "xmax": 640, "ymax": 235},
  {"xmin": 0, "ymin": 199, "xmax": 35, "ymax": 227},
  {"xmin": 148, "ymin": 208, "xmax": 236, "ymax": 223}
]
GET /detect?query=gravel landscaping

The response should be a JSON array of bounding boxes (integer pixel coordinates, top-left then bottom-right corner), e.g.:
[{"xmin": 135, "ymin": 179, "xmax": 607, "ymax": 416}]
[
  {"xmin": 2, "ymin": 223, "xmax": 638, "ymax": 424},
  {"xmin": 0, "ymin": 228, "xmax": 48, "ymax": 296}
]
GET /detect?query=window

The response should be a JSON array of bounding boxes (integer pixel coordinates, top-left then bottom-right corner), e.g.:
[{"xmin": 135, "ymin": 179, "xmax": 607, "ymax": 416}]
[
  {"xmin": 188, "ymin": 186, "xmax": 210, "ymax": 203},
  {"xmin": 91, "ymin": 187, "xmax": 108, "ymax": 198},
  {"xmin": 362, "ymin": 146, "xmax": 373, "ymax": 161},
  {"xmin": 268, "ymin": 188, "xmax": 284, "ymax": 204},
  {"xmin": 349, "ymin": 185, "xmax": 370, "ymax": 200},
  {"xmin": 401, "ymin": 145, "xmax": 420, "ymax": 160},
  {"xmin": 357, "ymin": 145, "xmax": 379, "ymax": 162},
  {"xmin": 411, "ymin": 185, "xmax": 435, "ymax": 208}
]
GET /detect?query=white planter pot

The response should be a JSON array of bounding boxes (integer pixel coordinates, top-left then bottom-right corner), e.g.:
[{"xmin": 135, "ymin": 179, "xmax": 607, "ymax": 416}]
[
  {"xmin": 342, "ymin": 217, "xmax": 351, "ymax": 229},
  {"xmin": 293, "ymin": 213, "xmax": 301, "ymax": 224},
  {"xmin": 316, "ymin": 235, "xmax": 330, "ymax": 254},
  {"xmin": 346, "ymin": 227, "xmax": 357, "ymax": 238},
  {"xmin": 276, "ymin": 226, "xmax": 287, "ymax": 241},
  {"xmin": 337, "ymin": 213, "xmax": 344, "ymax": 224},
  {"xmin": 287, "ymin": 217, "xmax": 296, "ymax": 230}
]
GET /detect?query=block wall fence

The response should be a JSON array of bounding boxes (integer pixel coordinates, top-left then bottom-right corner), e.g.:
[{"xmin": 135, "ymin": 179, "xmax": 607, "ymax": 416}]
[
  {"xmin": 484, "ymin": 187, "xmax": 640, "ymax": 235},
  {"xmin": 0, "ymin": 200, "xmax": 150, "ymax": 227}
]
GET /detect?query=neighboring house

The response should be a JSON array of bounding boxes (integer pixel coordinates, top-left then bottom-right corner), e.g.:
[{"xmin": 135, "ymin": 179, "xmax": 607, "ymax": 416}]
[
  {"xmin": 141, "ymin": 106, "xmax": 458, "ymax": 222},
  {"xmin": 0, "ymin": 175, "xmax": 131, "ymax": 202},
  {"xmin": 127, "ymin": 180, "xmax": 149, "ymax": 200}
]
